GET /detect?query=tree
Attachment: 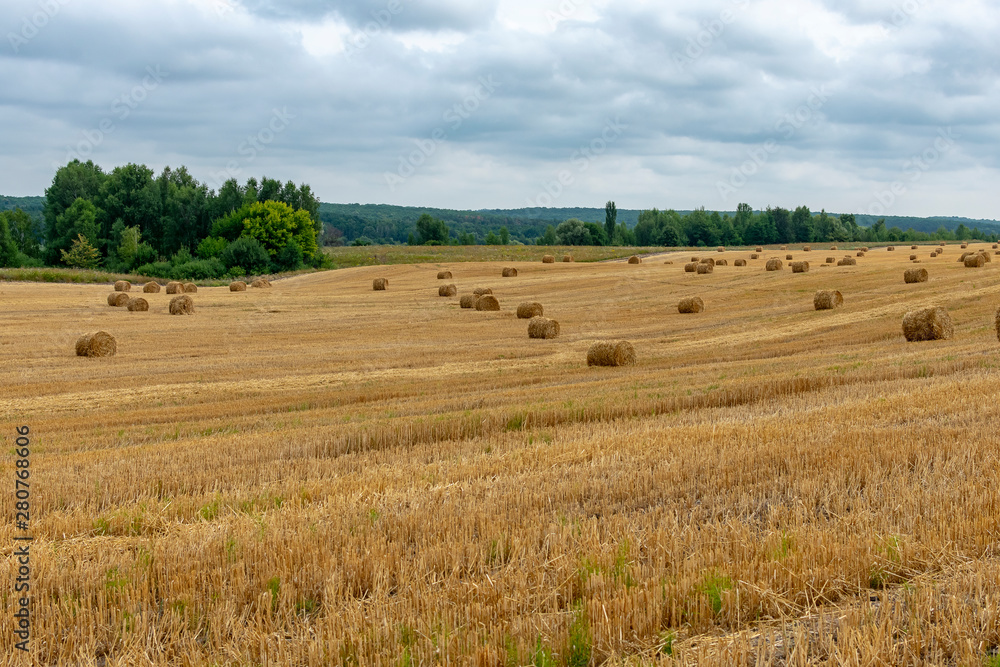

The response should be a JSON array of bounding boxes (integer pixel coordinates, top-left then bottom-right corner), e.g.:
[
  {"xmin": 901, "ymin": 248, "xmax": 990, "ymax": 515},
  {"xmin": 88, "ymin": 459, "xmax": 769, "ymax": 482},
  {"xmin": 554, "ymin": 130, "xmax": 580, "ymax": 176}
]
[
  {"xmin": 116, "ymin": 225, "xmax": 143, "ymax": 266},
  {"xmin": 415, "ymin": 213, "xmax": 449, "ymax": 244},
  {"xmin": 792, "ymin": 206, "xmax": 812, "ymax": 242},
  {"xmin": 54, "ymin": 198, "xmax": 101, "ymax": 254},
  {"xmin": 60, "ymin": 234, "xmax": 101, "ymax": 269},
  {"xmin": 536, "ymin": 225, "xmax": 557, "ymax": 245},
  {"xmin": 220, "ymin": 236, "xmax": 270, "ymax": 273},
  {"xmin": 95, "ymin": 163, "xmax": 162, "ymax": 253},
  {"xmin": 224, "ymin": 200, "xmax": 319, "ymax": 260},
  {"xmin": 0, "ymin": 212, "xmax": 19, "ymax": 266},
  {"xmin": 485, "ymin": 230, "xmax": 499, "ymax": 245},
  {"xmin": 605, "ymin": 201, "xmax": 617, "ymax": 243},
  {"xmin": 633, "ymin": 209, "xmax": 659, "ymax": 246},
  {"xmin": 1, "ymin": 208, "xmax": 42, "ymax": 258},
  {"xmin": 555, "ymin": 219, "xmax": 592, "ymax": 245},
  {"xmin": 43, "ymin": 160, "xmax": 106, "ymax": 263},
  {"xmin": 583, "ymin": 222, "xmax": 607, "ymax": 246},
  {"xmin": 275, "ymin": 239, "xmax": 304, "ymax": 271},
  {"xmin": 499, "ymin": 226, "xmax": 510, "ymax": 245},
  {"xmin": 772, "ymin": 207, "xmax": 792, "ymax": 244},
  {"xmin": 684, "ymin": 208, "xmax": 718, "ymax": 247}
]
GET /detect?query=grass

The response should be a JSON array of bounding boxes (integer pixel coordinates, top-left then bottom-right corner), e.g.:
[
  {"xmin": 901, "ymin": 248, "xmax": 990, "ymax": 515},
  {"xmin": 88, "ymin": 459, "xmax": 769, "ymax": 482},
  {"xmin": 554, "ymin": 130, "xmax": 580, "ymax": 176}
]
[
  {"xmin": 321, "ymin": 244, "xmax": 665, "ymax": 268},
  {"xmin": 1, "ymin": 242, "xmax": 1000, "ymax": 664}
]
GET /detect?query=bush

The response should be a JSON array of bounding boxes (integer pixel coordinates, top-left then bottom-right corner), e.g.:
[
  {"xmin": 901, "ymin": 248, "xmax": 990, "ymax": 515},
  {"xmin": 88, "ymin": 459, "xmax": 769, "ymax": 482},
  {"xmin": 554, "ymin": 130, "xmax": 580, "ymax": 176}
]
[
  {"xmin": 226, "ymin": 265, "xmax": 246, "ymax": 278},
  {"xmin": 310, "ymin": 250, "xmax": 334, "ymax": 269},
  {"xmin": 131, "ymin": 242, "xmax": 158, "ymax": 269},
  {"xmin": 220, "ymin": 237, "xmax": 270, "ymax": 273},
  {"xmin": 171, "ymin": 247, "xmax": 193, "ymax": 266},
  {"xmin": 196, "ymin": 236, "xmax": 228, "ymax": 259},
  {"xmin": 135, "ymin": 261, "xmax": 173, "ymax": 278},
  {"xmin": 173, "ymin": 258, "xmax": 226, "ymax": 280},
  {"xmin": 275, "ymin": 239, "xmax": 304, "ymax": 271}
]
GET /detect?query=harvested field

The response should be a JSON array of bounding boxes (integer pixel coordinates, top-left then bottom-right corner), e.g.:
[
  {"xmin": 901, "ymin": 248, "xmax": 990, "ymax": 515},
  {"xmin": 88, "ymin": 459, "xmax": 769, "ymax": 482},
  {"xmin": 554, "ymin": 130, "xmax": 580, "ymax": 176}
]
[{"xmin": 1, "ymin": 252, "xmax": 1000, "ymax": 665}]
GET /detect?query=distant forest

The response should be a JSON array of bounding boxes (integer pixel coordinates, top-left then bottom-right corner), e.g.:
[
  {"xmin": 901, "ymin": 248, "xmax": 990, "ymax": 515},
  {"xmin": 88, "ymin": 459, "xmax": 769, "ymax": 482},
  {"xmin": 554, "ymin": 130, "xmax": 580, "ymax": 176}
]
[{"xmin": 3, "ymin": 163, "xmax": 999, "ymax": 276}]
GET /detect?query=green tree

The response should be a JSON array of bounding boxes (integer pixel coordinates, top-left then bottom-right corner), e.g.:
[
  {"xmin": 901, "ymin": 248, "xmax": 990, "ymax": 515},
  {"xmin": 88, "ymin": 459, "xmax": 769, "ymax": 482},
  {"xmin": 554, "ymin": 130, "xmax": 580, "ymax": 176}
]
[
  {"xmin": 605, "ymin": 201, "xmax": 617, "ymax": 244},
  {"xmin": 43, "ymin": 160, "xmax": 106, "ymax": 263},
  {"xmin": 54, "ymin": 198, "xmax": 101, "ymax": 252},
  {"xmin": 220, "ymin": 236, "xmax": 270, "ymax": 273},
  {"xmin": 1, "ymin": 209, "xmax": 42, "ymax": 259},
  {"xmin": 634, "ymin": 209, "xmax": 659, "ymax": 246},
  {"xmin": 116, "ymin": 225, "xmax": 143, "ymax": 266},
  {"xmin": 222, "ymin": 200, "xmax": 319, "ymax": 260},
  {"xmin": 0, "ymin": 212, "xmax": 19, "ymax": 266},
  {"xmin": 499, "ymin": 226, "xmax": 510, "ymax": 245},
  {"xmin": 536, "ymin": 225, "xmax": 557, "ymax": 245},
  {"xmin": 772, "ymin": 207, "xmax": 792, "ymax": 244},
  {"xmin": 95, "ymin": 163, "xmax": 162, "ymax": 253},
  {"xmin": 275, "ymin": 239, "xmax": 304, "ymax": 271},
  {"xmin": 792, "ymin": 206, "xmax": 812, "ymax": 242},
  {"xmin": 415, "ymin": 213, "xmax": 449, "ymax": 244},
  {"xmin": 555, "ymin": 218, "xmax": 592, "ymax": 245},
  {"xmin": 583, "ymin": 222, "xmax": 607, "ymax": 246},
  {"xmin": 60, "ymin": 233, "xmax": 102, "ymax": 269},
  {"xmin": 485, "ymin": 230, "xmax": 499, "ymax": 245},
  {"xmin": 684, "ymin": 208, "xmax": 718, "ymax": 247}
]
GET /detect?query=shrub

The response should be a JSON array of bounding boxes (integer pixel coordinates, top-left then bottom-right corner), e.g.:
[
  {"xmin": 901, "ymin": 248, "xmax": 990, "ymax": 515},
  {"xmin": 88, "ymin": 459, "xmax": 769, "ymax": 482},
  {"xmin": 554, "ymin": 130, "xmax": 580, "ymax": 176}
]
[
  {"xmin": 220, "ymin": 237, "xmax": 270, "ymax": 273},
  {"xmin": 275, "ymin": 239, "xmax": 304, "ymax": 271},
  {"xmin": 196, "ymin": 236, "xmax": 228, "ymax": 260},
  {"xmin": 130, "ymin": 242, "xmax": 158, "ymax": 269},
  {"xmin": 135, "ymin": 261, "xmax": 173, "ymax": 278},
  {"xmin": 226, "ymin": 265, "xmax": 246, "ymax": 278},
  {"xmin": 173, "ymin": 258, "xmax": 226, "ymax": 280}
]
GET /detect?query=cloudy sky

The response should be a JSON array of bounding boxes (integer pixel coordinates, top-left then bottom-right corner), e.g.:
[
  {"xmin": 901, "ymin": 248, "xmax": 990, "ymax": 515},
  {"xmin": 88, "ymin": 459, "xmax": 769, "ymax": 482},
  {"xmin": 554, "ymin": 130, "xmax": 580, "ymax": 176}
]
[{"xmin": 1, "ymin": 0, "xmax": 998, "ymax": 218}]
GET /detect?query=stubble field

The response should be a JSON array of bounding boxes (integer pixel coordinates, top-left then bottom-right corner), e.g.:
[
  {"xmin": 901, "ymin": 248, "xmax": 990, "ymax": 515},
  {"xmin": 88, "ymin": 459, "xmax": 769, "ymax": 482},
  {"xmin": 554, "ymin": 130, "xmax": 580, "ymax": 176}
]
[{"xmin": 2, "ymin": 244, "xmax": 1000, "ymax": 666}]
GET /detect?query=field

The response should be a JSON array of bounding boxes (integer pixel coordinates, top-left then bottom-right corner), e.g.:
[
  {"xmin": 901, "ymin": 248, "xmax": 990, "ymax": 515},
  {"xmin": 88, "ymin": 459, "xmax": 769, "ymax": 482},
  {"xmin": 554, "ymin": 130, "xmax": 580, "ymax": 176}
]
[
  {"xmin": 2, "ymin": 244, "xmax": 1000, "ymax": 666},
  {"xmin": 322, "ymin": 245, "xmax": 658, "ymax": 269}
]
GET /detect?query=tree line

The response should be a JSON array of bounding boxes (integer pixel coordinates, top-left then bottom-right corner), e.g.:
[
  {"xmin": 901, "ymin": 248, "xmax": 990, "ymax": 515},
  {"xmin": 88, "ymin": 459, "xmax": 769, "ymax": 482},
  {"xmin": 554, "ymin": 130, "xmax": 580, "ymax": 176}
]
[{"xmin": 0, "ymin": 160, "xmax": 328, "ymax": 278}]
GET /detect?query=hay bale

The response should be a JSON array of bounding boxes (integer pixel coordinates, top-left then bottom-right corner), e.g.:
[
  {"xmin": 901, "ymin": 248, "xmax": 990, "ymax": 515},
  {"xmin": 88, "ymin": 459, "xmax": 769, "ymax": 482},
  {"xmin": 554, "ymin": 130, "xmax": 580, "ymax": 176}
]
[
  {"xmin": 684, "ymin": 263, "xmax": 698, "ymax": 273},
  {"xmin": 791, "ymin": 261, "xmax": 810, "ymax": 273},
  {"xmin": 563, "ymin": 255, "xmax": 574, "ymax": 262},
  {"xmin": 939, "ymin": 242, "xmax": 946, "ymax": 247},
  {"xmin": 663, "ymin": 261, "xmax": 674, "ymax": 265},
  {"xmin": 979, "ymin": 251, "xmax": 992, "ymax": 264},
  {"xmin": 587, "ymin": 341, "xmax": 636, "ymax": 367},
  {"xmin": 165, "ymin": 281, "xmax": 183, "ymax": 294},
  {"xmin": 696, "ymin": 263, "xmax": 714, "ymax": 274},
  {"xmin": 439, "ymin": 284, "xmax": 457, "ymax": 297},
  {"xmin": 965, "ymin": 254, "xmax": 986, "ymax": 268},
  {"xmin": 75, "ymin": 331, "xmax": 116, "ymax": 358},
  {"xmin": 734, "ymin": 259, "xmax": 747, "ymax": 267},
  {"xmin": 755, "ymin": 247, "xmax": 763, "ymax": 253},
  {"xmin": 169, "ymin": 295, "xmax": 194, "ymax": 315},
  {"xmin": 628, "ymin": 255, "xmax": 641, "ymax": 264},
  {"xmin": 143, "ymin": 281, "xmax": 161, "ymax": 293},
  {"xmin": 766, "ymin": 259, "xmax": 783, "ymax": 271},
  {"xmin": 230, "ymin": 281, "xmax": 247, "ymax": 292},
  {"xmin": 961, "ymin": 243, "xmax": 968, "ymax": 249},
  {"xmin": 517, "ymin": 302, "xmax": 544, "ymax": 319},
  {"xmin": 502, "ymin": 267, "xmax": 518, "ymax": 277},
  {"xmin": 813, "ymin": 290, "xmax": 843, "ymax": 310},
  {"xmin": 475, "ymin": 295, "xmax": 500, "ymax": 311},
  {"xmin": 750, "ymin": 253, "xmax": 759, "ymax": 260},
  {"xmin": 910, "ymin": 254, "xmax": 918, "ymax": 260},
  {"xmin": 700, "ymin": 257, "xmax": 715, "ymax": 266},
  {"xmin": 780, "ymin": 245, "xmax": 788, "ymax": 250},
  {"xmin": 678, "ymin": 297, "xmax": 704, "ymax": 314},
  {"xmin": 838, "ymin": 258, "xmax": 857, "ymax": 266},
  {"xmin": 527, "ymin": 316, "xmax": 559, "ymax": 339},
  {"xmin": 251, "ymin": 278, "xmax": 271, "ymax": 288},
  {"xmin": 902, "ymin": 307, "xmax": 953, "ymax": 342},
  {"xmin": 994, "ymin": 244, "xmax": 998, "ymax": 250},
  {"xmin": 183, "ymin": 283, "xmax": 198, "ymax": 293},
  {"xmin": 716, "ymin": 259, "xmax": 728, "ymax": 266},
  {"xmin": 717, "ymin": 246, "xmax": 725, "ymax": 252},
  {"xmin": 459, "ymin": 295, "xmax": 478, "ymax": 309},
  {"xmin": 437, "ymin": 271, "xmax": 452, "ymax": 279},
  {"xmin": 785, "ymin": 254, "xmax": 793, "ymax": 260},
  {"xmin": 911, "ymin": 245, "xmax": 918, "ymax": 250},
  {"xmin": 542, "ymin": 255, "xmax": 555, "ymax": 263},
  {"xmin": 114, "ymin": 280, "xmax": 131, "ymax": 292},
  {"xmin": 904, "ymin": 268, "xmax": 928, "ymax": 283},
  {"xmin": 690, "ymin": 257, "xmax": 700, "ymax": 263},
  {"xmin": 826, "ymin": 257, "xmax": 836, "ymax": 264},
  {"xmin": 887, "ymin": 246, "xmax": 895, "ymax": 251},
  {"xmin": 473, "ymin": 287, "xmax": 493, "ymax": 296},
  {"xmin": 803, "ymin": 245, "xmax": 811, "ymax": 252},
  {"xmin": 107, "ymin": 292, "xmax": 130, "ymax": 307},
  {"xmin": 830, "ymin": 246, "xmax": 838, "ymax": 250},
  {"xmin": 958, "ymin": 253, "xmax": 970, "ymax": 262},
  {"xmin": 856, "ymin": 251, "xmax": 865, "ymax": 257},
  {"xmin": 126, "ymin": 297, "xmax": 149, "ymax": 312},
  {"xmin": 373, "ymin": 278, "xmax": 388, "ymax": 290}
]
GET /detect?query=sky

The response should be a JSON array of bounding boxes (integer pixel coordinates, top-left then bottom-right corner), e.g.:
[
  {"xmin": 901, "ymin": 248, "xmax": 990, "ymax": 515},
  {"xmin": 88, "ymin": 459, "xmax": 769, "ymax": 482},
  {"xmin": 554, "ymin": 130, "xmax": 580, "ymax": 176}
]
[{"xmin": 1, "ymin": 0, "xmax": 998, "ymax": 219}]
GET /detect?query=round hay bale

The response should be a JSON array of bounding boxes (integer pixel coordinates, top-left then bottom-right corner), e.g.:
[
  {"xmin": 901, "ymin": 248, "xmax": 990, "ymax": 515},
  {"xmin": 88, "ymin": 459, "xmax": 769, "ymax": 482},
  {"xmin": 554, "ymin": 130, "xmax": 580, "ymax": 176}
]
[
  {"xmin": 700, "ymin": 257, "xmax": 715, "ymax": 266},
  {"xmin": 750, "ymin": 253, "xmax": 759, "ymax": 260},
  {"xmin": 165, "ymin": 281, "xmax": 183, "ymax": 294},
  {"xmin": 678, "ymin": 297, "xmax": 704, "ymax": 314},
  {"xmin": 716, "ymin": 259, "xmax": 728, "ymax": 266},
  {"xmin": 785, "ymin": 254, "xmax": 794, "ymax": 260},
  {"xmin": 862, "ymin": 247, "xmax": 870, "ymax": 252},
  {"xmin": 517, "ymin": 302, "xmax": 543, "ymax": 319},
  {"xmin": 459, "ymin": 295, "xmax": 478, "ymax": 309},
  {"xmin": 628, "ymin": 255, "xmax": 641, "ymax": 264},
  {"xmin": 939, "ymin": 242, "xmax": 946, "ymax": 247},
  {"xmin": 126, "ymin": 297, "xmax": 149, "ymax": 312},
  {"xmin": 856, "ymin": 251, "xmax": 865, "ymax": 257},
  {"xmin": 143, "ymin": 281, "xmax": 161, "ymax": 293},
  {"xmin": 930, "ymin": 253, "xmax": 937, "ymax": 258},
  {"xmin": 183, "ymin": 283, "xmax": 198, "ymax": 293},
  {"xmin": 251, "ymin": 278, "xmax": 271, "ymax": 289},
  {"xmin": 502, "ymin": 267, "xmax": 518, "ymax": 277},
  {"xmin": 813, "ymin": 290, "xmax": 843, "ymax": 310},
  {"xmin": 791, "ymin": 261, "xmax": 810, "ymax": 273},
  {"xmin": 439, "ymin": 284, "xmax": 457, "ymax": 297},
  {"xmin": 684, "ymin": 263, "xmax": 698, "ymax": 273},
  {"xmin": 826, "ymin": 257, "xmax": 837, "ymax": 264},
  {"xmin": 437, "ymin": 271, "xmax": 453, "ymax": 279},
  {"xmin": 563, "ymin": 255, "xmax": 574, "ymax": 262},
  {"xmin": 996, "ymin": 251, "xmax": 1000, "ymax": 256},
  {"xmin": 755, "ymin": 247, "xmax": 763, "ymax": 253},
  {"xmin": 230, "ymin": 281, "xmax": 247, "ymax": 292},
  {"xmin": 373, "ymin": 278, "xmax": 388, "ymax": 290},
  {"xmin": 780, "ymin": 245, "xmax": 788, "ymax": 250},
  {"xmin": 910, "ymin": 254, "xmax": 918, "ymax": 261},
  {"xmin": 663, "ymin": 261, "xmax": 674, "ymax": 265},
  {"xmin": 75, "ymin": 331, "xmax": 116, "ymax": 358},
  {"xmin": 690, "ymin": 256, "xmax": 700, "ymax": 263},
  {"xmin": 475, "ymin": 295, "xmax": 500, "ymax": 311},
  {"xmin": 965, "ymin": 254, "xmax": 986, "ymax": 268},
  {"xmin": 994, "ymin": 244, "xmax": 998, "ymax": 249},
  {"xmin": 803, "ymin": 245, "xmax": 811, "ymax": 252},
  {"xmin": 542, "ymin": 255, "xmax": 555, "ymax": 263},
  {"xmin": 766, "ymin": 259, "xmax": 783, "ymax": 271},
  {"xmin": 887, "ymin": 246, "xmax": 895, "ymax": 251},
  {"xmin": 911, "ymin": 245, "xmax": 918, "ymax": 250},
  {"xmin": 961, "ymin": 243, "xmax": 968, "ymax": 249},
  {"xmin": 979, "ymin": 251, "xmax": 992, "ymax": 263},
  {"xmin": 838, "ymin": 257, "xmax": 857, "ymax": 266},
  {"xmin": 527, "ymin": 316, "xmax": 559, "ymax": 339},
  {"xmin": 958, "ymin": 252, "xmax": 970, "ymax": 262},
  {"xmin": 587, "ymin": 341, "xmax": 636, "ymax": 367},
  {"xmin": 830, "ymin": 246, "xmax": 838, "ymax": 250},
  {"xmin": 169, "ymin": 295, "xmax": 194, "ymax": 315},
  {"xmin": 107, "ymin": 292, "xmax": 130, "ymax": 307},
  {"xmin": 473, "ymin": 287, "xmax": 493, "ymax": 297},
  {"xmin": 734, "ymin": 259, "xmax": 747, "ymax": 267},
  {"xmin": 902, "ymin": 307, "xmax": 953, "ymax": 342},
  {"xmin": 717, "ymin": 246, "xmax": 725, "ymax": 252},
  {"xmin": 114, "ymin": 280, "xmax": 131, "ymax": 292},
  {"xmin": 904, "ymin": 268, "xmax": 928, "ymax": 283},
  {"xmin": 696, "ymin": 263, "xmax": 714, "ymax": 274}
]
